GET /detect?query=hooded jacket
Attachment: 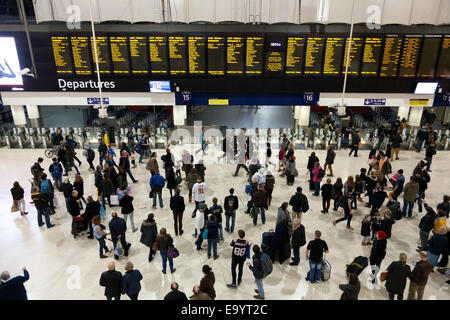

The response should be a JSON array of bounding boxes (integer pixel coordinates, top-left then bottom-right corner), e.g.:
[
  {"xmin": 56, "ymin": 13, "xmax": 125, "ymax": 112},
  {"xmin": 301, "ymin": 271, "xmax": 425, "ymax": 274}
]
[{"xmin": 140, "ymin": 218, "xmax": 157, "ymax": 247}]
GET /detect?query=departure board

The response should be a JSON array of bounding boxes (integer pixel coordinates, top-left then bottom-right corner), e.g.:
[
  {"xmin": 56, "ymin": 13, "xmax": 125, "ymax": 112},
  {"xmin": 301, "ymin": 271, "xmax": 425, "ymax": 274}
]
[
  {"xmin": 417, "ymin": 36, "xmax": 440, "ymax": 78},
  {"xmin": 208, "ymin": 36, "xmax": 226, "ymax": 76},
  {"xmin": 51, "ymin": 36, "xmax": 73, "ymax": 74},
  {"xmin": 304, "ymin": 37, "xmax": 325, "ymax": 75},
  {"xmin": 246, "ymin": 36, "xmax": 264, "ymax": 75},
  {"xmin": 149, "ymin": 36, "xmax": 168, "ymax": 74},
  {"xmin": 71, "ymin": 36, "xmax": 92, "ymax": 75},
  {"xmin": 285, "ymin": 37, "xmax": 305, "ymax": 76},
  {"xmin": 90, "ymin": 36, "xmax": 111, "ymax": 74},
  {"xmin": 380, "ymin": 36, "xmax": 403, "ymax": 77},
  {"xmin": 437, "ymin": 36, "xmax": 450, "ymax": 78},
  {"xmin": 129, "ymin": 36, "xmax": 149, "ymax": 75},
  {"xmin": 342, "ymin": 37, "xmax": 363, "ymax": 75},
  {"xmin": 264, "ymin": 36, "xmax": 286, "ymax": 76},
  {"xmin": 398, "ymin": 36, "xmax": 422, "ymax": 77},
  {"xmin": 323, "ymin": 37, "xmax": 345, "ymax": 76},
  {"xmin": 168, "ymin": 36, "xmax": 187, "ymax": 75},
  {"xmin": 188, "ymin": 36, "xmax": 206, "ymax": 74},
  {"xmin": 361, "ymin": 37, "xmax": 383, "ymax": 76},
  {"xmin": 110, "ymin": 36, "xmax": 130, "ymax": 75},
  {"xmin": 227, "ymin": 36, "xmax": 245, "ymax": 75}
]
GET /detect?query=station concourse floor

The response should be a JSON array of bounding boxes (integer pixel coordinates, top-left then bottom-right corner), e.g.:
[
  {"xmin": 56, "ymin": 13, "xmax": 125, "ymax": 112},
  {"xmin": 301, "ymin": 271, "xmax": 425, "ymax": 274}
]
[{"xmin": 0, "ymin": 145, "xmax": 448, "ymax": 300}]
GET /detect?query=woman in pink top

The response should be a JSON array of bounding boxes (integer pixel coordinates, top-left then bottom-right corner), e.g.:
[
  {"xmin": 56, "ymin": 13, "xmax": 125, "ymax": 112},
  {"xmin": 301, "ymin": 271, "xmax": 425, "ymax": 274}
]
[{"xmin": 312, "ymin": 161, "xmax": 323, "ymax": 196}]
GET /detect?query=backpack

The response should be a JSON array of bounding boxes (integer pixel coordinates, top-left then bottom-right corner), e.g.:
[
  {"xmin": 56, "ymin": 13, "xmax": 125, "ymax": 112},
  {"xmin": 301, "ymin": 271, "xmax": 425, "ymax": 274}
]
[
  {"xmin": 300, "ymin": 195, "xmax": 309, "ymax": 213},
  {"xmin": 260, "ymin": 253, "xmax": 273, "ymax": 277},
  {"xmin": 317, "ymin": 168, "xmax": 325, "ymax": 179},
  {"xmin": 87, "ymin": 148, "xmax": 95, "ymax": 159},
  {"xmin": 52, "ymin": 163, "xmax": 62, "ymax": 177},
  {"xmin": 40, "ymin": 179, "xmax": 51, "ymax": 194}
]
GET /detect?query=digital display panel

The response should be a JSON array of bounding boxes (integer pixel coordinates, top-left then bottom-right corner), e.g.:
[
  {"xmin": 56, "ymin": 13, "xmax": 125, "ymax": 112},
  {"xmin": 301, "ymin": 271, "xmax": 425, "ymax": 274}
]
[
  {"xmin": 51, "ymin": 36, "xmax": 73, "ymax": 75},
  {"xmin": 226, "ymin": 36, "xmax": 245, "ymax": 75},
  {"xmin": 437, "ymin": 36, "xmax": 450, "ymax": 78},
  {"xmin": 398, "ymin": 36, "xmax": 422, "ymax": 77},
  {"xmin": 417, "ymin": 36, "xmax": 441, "ymax": 78},
  {"xmin": 361, "ymin": 37, "xmax": 383, "ymax": 76},
  {"xmin": 342, "ymin": 37, "xmax": 363, "ymax": 76},
  {"xmin": 110, "ymin": 36, "xmax": 130, "ymax": 75},
  {"xmin": 380, "ymin": 36, "xmax": 402, "ymax": 77},
  {"xmin": 207, "ymin": 36, "xmax": 226, "ymax": 76},
  {"xmin": 90, "ymin": 36, "xmax": 111, "ymax": 74},
  {"xmin": 71, "ymin": 36, "xmax": 92, "ymax": 75},
  {"xmin": 304, "ymin": 37, "xmax": 325, "ymax": 75},
  {"xmin": 323, "ymin": 37, "xmax": 345, "ymax": 76},
  {"xmin": 188, "ymin": 36, "xmax": 206, "ymax": 75},
  {"xmin": 168, "ymin": 36, "xmax": 187, "ymax": 75},
  {"xmin": 149, "ymin": 80, "xmax": 171, "ymax": 92},
  {"xmin": 285, "ymin": 36, "xmax": 305, "ymax": 76},
  {"xmin": 264, "ymin": 36, "xmax": 286, "ymax": 76},
  {"xmin": 246, "ymin": 36, "xmax": 264, "ymax": 75},
  {"xmin": 129, "ymin": 36, "xmax": 149, "ymax": 75},
  {"xmin": 149, "ymin": 36, "xmax": 168, "ymax": 74}
]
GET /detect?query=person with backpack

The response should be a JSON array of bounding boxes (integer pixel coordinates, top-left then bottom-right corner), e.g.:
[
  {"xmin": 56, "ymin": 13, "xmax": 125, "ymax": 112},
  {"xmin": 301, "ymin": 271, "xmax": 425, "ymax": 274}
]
[
  {"xmin": 150, "ymin": 170, "xmax": 165, "ymax": 209},
  {"xmin": 264, "ymin": 171, "xmax": 275, "ymax": 207},
  {"xmin": 224, "ymin": 188, "xmax": 239, "ymax": 233},
  {"xmin": 324, "ymin": 145, "xmax": 336, "ymax": 177},
  {"xmin": 210, "ymin": 198, "xmax": 224, "ymax": 242},
  {"xmin": 195, "ymin": 203, "xmax": 208, "ymax": 250},
  {"xmin": 30, "ymin": 157, "xmax": 45, "ymax": 175},
  {"xmin": 39, "ymin": 173, "xmax": 55, "ymax": 212},
  {"xmin": 31, "ymin": 186, "xmax": 55, "ymax": 229},
  {"xmin": 312, "ymin": 161, "xmax": 324, "ymax": 196},
  {"xmin": 289, "ymin": 187, "xmax": 309, "ymax": 223},
  {"xmin": 84, "ymin": 146, "xmax": 96, "ymax": 172},
  {"xmin": 392, "ymin": 169, "xmax": 405, "ymax": 200},
  {"xmin": 332, "ymin": 192, "xmax": 353, "ymax": 230},
  {"xmin": 247, "ymin": 245, "xmax": 271, "ymax": 300},
  {"xmin": 306, "ymin": 230, "xmax": 329, "ymax": 283},
  {"xmin": 290, "ymin": 219, "xmax": 306, "ymax": 266},
  {"xmin": 48, "ymin": 158, "xmax": 63, "ymax": 191}
]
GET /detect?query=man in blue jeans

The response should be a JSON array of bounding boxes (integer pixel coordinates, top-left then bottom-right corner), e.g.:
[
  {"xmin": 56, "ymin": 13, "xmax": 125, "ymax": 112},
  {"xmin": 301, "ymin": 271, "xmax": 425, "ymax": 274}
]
[
  {"xmin": 306, "ymin": 230, "xmax": 329, "ymax": 283},
  {"xmin": 402, "ymin": 176, "xmax": 419, "ymax": 218},
  {"xmin": 251, "ymin": 184, "xmax": 268, "ymax": 226},
  {"xmin": 150, "ymin": 170, "xmax": 165, "ymax": 209},
  {"xmin": 31, "ymin": 186, "xmax": 55, "ymax": 229},
  {"xmin": 139, "ymin": 133, "xmax": 151, "ymax": 164}
]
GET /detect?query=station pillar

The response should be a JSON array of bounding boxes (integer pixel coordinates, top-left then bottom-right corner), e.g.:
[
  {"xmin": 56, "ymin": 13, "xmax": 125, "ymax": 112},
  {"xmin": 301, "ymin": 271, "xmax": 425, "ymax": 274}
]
[
  {"xmin": 10, "ymin": 105, "xmax": 27, "ymax": 127},
  {"xmin": 408, "ymin": 107, "xmax": 424, "ymax": 127},
  {"xmin": 26, "ymin": 104, "xmax": 41, "ymax": 128},
  {"xmin": 173, "ymin": 105, "xmax": 187, "ymax": 126},
  {"xmin": 397, "ymin": 106, "xmax": 410, "ymax": 120},
  {"xmin": 294, "ymin": 106, "xmax": 310, "ymax": 127}
]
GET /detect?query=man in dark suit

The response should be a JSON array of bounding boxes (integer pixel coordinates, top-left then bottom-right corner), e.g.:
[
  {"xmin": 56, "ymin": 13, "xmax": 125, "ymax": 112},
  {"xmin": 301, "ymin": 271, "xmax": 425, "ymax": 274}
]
[
  {"xmin": 99, "ymin": 261, "xmax": 122, "ymax": 300},
  {"xmin": 0, "ymin": 267, "xmax": 29, "ymax": 300},
  {"xmin": 290, "ymin": 219, "xmax": 306, "ymax": 266},
  {"xmin": 109, "ymin": 212, "xmax": 130, "ymax": 260}
]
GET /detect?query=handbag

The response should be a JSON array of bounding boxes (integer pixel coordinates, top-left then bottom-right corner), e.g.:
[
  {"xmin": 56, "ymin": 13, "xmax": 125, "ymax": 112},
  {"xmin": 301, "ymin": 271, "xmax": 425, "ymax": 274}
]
[
  {"xmin": 149, "ymin": 189, "xmax": 154, "ymax": 198},
  {"xmin": 202, "ymin": 228, "xmax": 209, "ymax": 239},
  {"xmin": 152, "ymin": 241, "xmax": 159, "ymax": 251},
  {"xmin": 115, "ymin": 241, "xmax": 124, "ymax": 257},
  {"xmin": 167, "ymin": 246, "xmax": 179, "ymax": 259},
  {"xmin": 380, "ymin": 271, "xmax": 388, "ymax": 282},
  {"xmin": 110, "ymin": 195, "xmax": 119, "ymax": 206},
  {"xmin": 11, "ymin": 200, "xmax": 19, "ymax": 213}
]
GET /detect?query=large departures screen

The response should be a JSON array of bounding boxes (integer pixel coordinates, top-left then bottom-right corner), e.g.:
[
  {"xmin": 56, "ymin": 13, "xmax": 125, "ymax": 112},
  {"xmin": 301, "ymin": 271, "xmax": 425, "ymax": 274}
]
[
  {"xmin": 417, "ymin": 36, "xmax": 441, "ymax": 78},
  {"xmin": 168, "ymin": 36, "xmax": 187, "ymax": 75},
  {"xmin": 149, "ymin": 36, "xmax": 168, "ymax": 74},
  {"xmin": 323, "ymin": 37, "xmax": 345, "ymax": 76},
  {"xmin": 304, "ymin": 37, "xmax": 325, "ymax": 75},
  {"xmin": 437, "ymin": 36, "xmax": 450, "ymax": 78},
  {"xmin": 246, "ymin": 35, "xmax": 264, "ymax": 75},
  {"xmin": 342, "ymin": 37, "xmax": 363, "ymax": 76},
  {"xmin": 51, "ymin": 36, "xmax": 74, "ymax": 75},
  {"xmin": 361, "ymin": 37, "xmax": 383, "ymax": 76},
  {"xmin": 380, "ymin": 36, "xmax": 403, "ymax": 77},
  {"xmin": 110, "ymin": 36, "xmax": 130, "ymax": 75},
  {"xmin": 207, "ymin": 35, "xmax": 226, "ymax": 76},
  {"xmin": 90, "ymin": 36, "xmax": 111, "ymax": 74},
  {"xmin": 226, "ymin": 36, "xmax": 245, "ymax": 75},
  {"xmin": 188, "ymin": 35, "xmax": 206, "ymax": 75},
  {"xmin": 285, "ymin": 36, "xmax": 305, "ymax": 76},
  {"xmin": 129, "ymin": 36, "xmax": 149, "ymax": 75},
  {"xmin": 398, "ymin": 36, "xmax": 422, "ymax": 78}
]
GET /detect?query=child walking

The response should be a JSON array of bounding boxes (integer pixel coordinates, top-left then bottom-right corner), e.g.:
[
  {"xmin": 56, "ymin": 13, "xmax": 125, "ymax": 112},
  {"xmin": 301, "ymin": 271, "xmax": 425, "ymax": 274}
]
[{"xmin": 361, "ymin": 214, "xmax": 371, "ymax": 246}]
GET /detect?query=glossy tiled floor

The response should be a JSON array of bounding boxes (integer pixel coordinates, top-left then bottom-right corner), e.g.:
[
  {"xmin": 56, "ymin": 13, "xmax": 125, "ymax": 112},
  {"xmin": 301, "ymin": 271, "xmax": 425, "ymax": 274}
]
[{"xmin": 0, "ymin": 145, "xmax": 448, "ymax": 300}]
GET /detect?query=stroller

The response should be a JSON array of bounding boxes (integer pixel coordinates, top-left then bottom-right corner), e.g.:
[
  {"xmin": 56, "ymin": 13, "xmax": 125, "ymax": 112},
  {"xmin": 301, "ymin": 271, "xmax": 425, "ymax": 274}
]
[{"xmin": 71, "ymin": 215, "xmax": 88, "ymax": 238}]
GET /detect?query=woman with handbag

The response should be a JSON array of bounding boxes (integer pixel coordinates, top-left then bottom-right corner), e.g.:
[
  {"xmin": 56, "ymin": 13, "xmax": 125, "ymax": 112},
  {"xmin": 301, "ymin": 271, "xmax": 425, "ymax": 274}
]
[
  {"xmin": 140, "ymin": 213, "xmax": 158, "ymax": 262},
  {"xmin": 10, "ymin": 181, "xmax": 27, "ymax": 216},
  {"xmin": 384, "ymin": 252, "xmax": 411, "ymax": 300},
  {"xmin": 156, "ymin": 228, "xmax": 176, "ymax": 274}
]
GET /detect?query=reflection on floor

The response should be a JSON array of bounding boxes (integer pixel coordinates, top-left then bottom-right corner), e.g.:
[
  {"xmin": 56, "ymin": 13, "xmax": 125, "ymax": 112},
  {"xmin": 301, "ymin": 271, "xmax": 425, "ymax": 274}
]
[{"xmin": 0, "ymin": 146, "xmax": 448, "ymax": 300}]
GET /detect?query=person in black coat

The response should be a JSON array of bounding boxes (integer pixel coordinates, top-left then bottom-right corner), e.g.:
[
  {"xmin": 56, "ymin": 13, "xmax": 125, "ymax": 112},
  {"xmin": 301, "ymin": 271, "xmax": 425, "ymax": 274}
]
[
  {"xmin": 369, "ymin": 230, "xmax": 388, "ymax": 284},
  {"xmin": 84, "ymin": 196, "xmax": 100, "ymax": 239},
  {"xmin": 140, "ymin": 213, "xmax": 158, "ymax": 262},
  {"xmin": 164, "ymin": 282, "xmax": 188, "ymax": 300},
  {"xmin": 119, "ymin": 150, "xmax": 138, "ymax": 183},
  {"xmin": 109, "ymin": 212, "xmax": 129, "ymax": 260},
  {"xmin": 122, "ymin": 261, "xmax": 143, "ymax": 300},
  {"xmin": 170, "ymin": 188, "xmax": 185, "ymax": 236},
  {"xmin": 385, "ymin": 253, "xmax": 411, "ymax": 300},
  {"xmin": 30, "ymin": 158, "xmax": 45, "ymax": 174},
  {"xmin": 68, "ymin": 190, "xmax": 81, "ymax": 218},
  {"xmin": 270, "ymin": 220, "xmax": 291, "ymax": 264},
  {"xmin": 307, "ymin": 152, "xmax": 319, "ymax": 191},
  {"xmin": 61, "ymin": 177, "xmax": 73, "ymax": 212},
  {"xmin": 290, "ymin": 219, "xmax": 306, "ymax": 266},
  {"xmin": 339, "ymin": 273, "xmax": 360, "ymax": 300},
  {"xmin": 380, "ymin": 209, "xmax": 395, "ymax": 239},
  {"xmin": 99, "ymin": 261, "xmax": 122, "ymax": 300},
  {"xmin": 166, "ymin": 167, "xmax": 177, "ymax": 197},
  {"xmin": 94, "ymin": 166, "xmax": 104, "ymax": 195},
  {"xmin": 0, "ymin": 267, "xmax": 29, "ymax": 300},
  {"xmin": 119, "ymin": 191, "xmax": 137, "ymax": 232}
]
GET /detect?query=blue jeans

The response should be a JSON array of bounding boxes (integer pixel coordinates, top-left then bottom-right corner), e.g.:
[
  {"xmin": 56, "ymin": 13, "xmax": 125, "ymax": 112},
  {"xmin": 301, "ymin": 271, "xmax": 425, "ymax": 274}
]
[
  {"xmin": 218, "ymin": 223, "xmax": 223, "ymax": 239},
  {"xmin": 292, "ymin": 246, "xmax": 300, "ymax": 264},
  {"xmin": 417, "ymin": 192, "xmax": 424, "ymax": 213},
  {"xmin": 160, "ymin": 250, "xmax": 174, "ymax": 273},
  {"xmin": 53, "ymin": 176, "xmax": 62, "ymax": 190},
  {"xmin": 207, "ymin": 237, "xmax": 218, "ymax": 258},
  {"xmin": 37, "ymin": 208, "xmax": 52, "ymax": 228},
  {"xmin": 225, "ymin": 211, "xmax": 236, "ymax": 232},
  {"xmin": 99, "ymin": 153, "xmax": 105, "ymax": 167},
  {"xmin": 402, "ymin": 199, "xmax": 414, "ymax": 217},
  {"xmin": 309, "ymin": 260, "xmax": 322, "ymax": 282},
  {"xmin": 97, "ymin": 237, "xmax": 106, "ymax": 255},
  {"xmin": 139, "ymin": 148, "xmax": 149, "ymax": 163},
  {"xmin": 153, "ymin": 191, "xmax": 163, "ymax": 208},
  {"xmin": 314, "ymin": 182, "xmax": 320, "ymax": 196},
  {"xmin": 125, "ymin": 167, "xmax": 137, "ymax": 183},
  {"xmin": 253, "ymin": 206, "xmax": 266, "ymax": 225},
  {"xmin": 255, "ymin": 278, "xmax": 264, "ymax": 298},
  {"xmin": 417, "ymin": 140, "xmax": 424, "ymax": 152},
  {"xmin": 427, "ymin": 251, "xmax": 439, "ymax": 267}
]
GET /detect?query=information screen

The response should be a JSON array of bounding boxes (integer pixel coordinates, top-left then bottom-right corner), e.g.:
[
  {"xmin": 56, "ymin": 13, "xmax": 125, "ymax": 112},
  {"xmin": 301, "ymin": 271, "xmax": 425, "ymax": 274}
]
[
  {"xmin": 129, "ymin": 36, "xmax": 149, "ymax": 75},
  {"xmin": 188, "ymin": 36, "xmax": 206, "ymax": 75},
  {"xmin": 51, "ymin": 36, "xmax": 74, "ymax": 75},
  {"xmin": 285, "ymin": 36, "xmax": 305, "ymax": 76},
  {"xmin": 264, "ymin": 36, "xmax": 286, "ymax": 76},
  {"xmin": 437, "ymin": 36, "xmax": 450, "ymax": 78},
  {"xmin": 110, "ymin": 36, "xmax": 130, "ymax": 75},
  {"xmin": 169, "ymin": 36, "xmax": 187, "ymax": 75},
  {"xmin": 342, "ymin": 37, "xmax": 363, "ymax": 76},
  {"xmin": 0, "ymin": 37, "xmax": 23, "ymax": 86},
  {"xmin": 208, "ymin": 36, "xmax": 226, "ymax": 76},
  {"xmin": 399, "ymin": 36, "xmax": 422, "ymax": 77},
  {"xmin": 323, "ymin": 37, "xmax": 344, "ymax": 76},
  {"xmin": 361, "ymin": 37, "xmax": 383, "ymax": 76},
  {"xmin": 380, "ymin": 36, "xmax": 403, "ymax": 77},
  {"xmin": 304, "ymin": 37, "xmax": 325, "ymax": 75},
  {"xmin": 417, "ymin": 36, "xmax": 440, "ymax": 78},
  {"xmin": 90, "ymin": 36, "xmax": 111, "ymax": 74},
  {"xmin": 246, "ymin": 36, "xmax": 264, "ymax": 75},
  {"xmin": 149, "ymin": 36, "xmax": 168, "ymax": 74},
  {"xmin": 227, "ymin": 36, "xmax": 245, "ymax": 75},
  {"xmin": 71, "ymin": 36, "xmax": 92, "ymax": 75}
]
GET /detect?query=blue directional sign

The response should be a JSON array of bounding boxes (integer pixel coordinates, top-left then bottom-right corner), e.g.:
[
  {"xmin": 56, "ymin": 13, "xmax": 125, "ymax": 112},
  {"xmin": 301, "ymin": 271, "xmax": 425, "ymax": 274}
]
[
  {"xmin": 87, "ymin": 97, "xmax": 110, "ymax": 105},
  {"xmin": 364, "ymin": 98, "xmax": 386, "ymax": 106}
]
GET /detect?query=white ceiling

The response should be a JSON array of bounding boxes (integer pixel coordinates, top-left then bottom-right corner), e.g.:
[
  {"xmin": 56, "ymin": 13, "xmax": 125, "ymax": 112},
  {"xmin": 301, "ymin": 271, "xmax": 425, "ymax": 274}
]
[{"xmin": 33, "ymin": 0, "xmax": 450, "ymax": 25}]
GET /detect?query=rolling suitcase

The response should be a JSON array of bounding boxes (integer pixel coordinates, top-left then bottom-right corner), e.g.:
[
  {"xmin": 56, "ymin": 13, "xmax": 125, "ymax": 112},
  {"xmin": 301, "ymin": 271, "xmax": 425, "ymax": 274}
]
[
  {"xmin": 346, "ymin": 256, "xmax": 369, "ymax": 276},
  {"xmin": 321, "ymin": 255, "xmax": 331, "ymax": 281},
  {"xmin": 261, "ymin": 230, "xmax": 274, "ymax": 254}
]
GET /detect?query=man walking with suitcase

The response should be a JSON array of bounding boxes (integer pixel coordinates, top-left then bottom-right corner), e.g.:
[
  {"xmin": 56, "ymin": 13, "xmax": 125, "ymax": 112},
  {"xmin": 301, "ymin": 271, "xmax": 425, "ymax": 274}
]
[{"xmin": 306, "ymin": 230, "xmax": 329, "ymax": 283}]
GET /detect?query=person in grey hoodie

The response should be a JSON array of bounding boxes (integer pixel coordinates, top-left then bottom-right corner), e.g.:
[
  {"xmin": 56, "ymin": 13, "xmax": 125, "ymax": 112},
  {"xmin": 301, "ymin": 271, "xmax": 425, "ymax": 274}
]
[{"xmin": 276, "ymin": 202, "xmax": 293, "ymax": 233}]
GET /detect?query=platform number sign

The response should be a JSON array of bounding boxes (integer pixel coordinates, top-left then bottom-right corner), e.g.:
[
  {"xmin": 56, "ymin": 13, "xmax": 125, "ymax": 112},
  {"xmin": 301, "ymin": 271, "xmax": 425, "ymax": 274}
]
[
  {"xmin": 303, "ymin": 93, "xmax": 318, "ymax": 105},
  {"xmin": 181, "ymin": 92, "xmax": 192, "ymax": 104}
]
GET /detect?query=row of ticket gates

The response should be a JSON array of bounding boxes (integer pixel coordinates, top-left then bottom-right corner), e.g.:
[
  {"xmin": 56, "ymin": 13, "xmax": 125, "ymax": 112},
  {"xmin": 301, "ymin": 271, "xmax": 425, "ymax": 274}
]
[{"xmin": 0, "ymin": 126, "xmax": 449, "ymax": 152}]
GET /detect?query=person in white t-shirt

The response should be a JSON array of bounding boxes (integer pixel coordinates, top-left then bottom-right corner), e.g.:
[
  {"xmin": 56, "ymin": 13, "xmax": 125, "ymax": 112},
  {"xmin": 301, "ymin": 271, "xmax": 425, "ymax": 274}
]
[
  {"xmin": 192, "ymin": 177, "xmax": 207, "ymax": 216},
  {"xmin": 195, "ymin": 203, "xmax": 207, "ymax": 251}
]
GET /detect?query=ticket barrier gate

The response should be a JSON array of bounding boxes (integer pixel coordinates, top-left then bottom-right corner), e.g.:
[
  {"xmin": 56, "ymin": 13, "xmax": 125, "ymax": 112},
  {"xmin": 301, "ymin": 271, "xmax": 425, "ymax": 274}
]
[
  {"xmin": 0, "ymin": 129, "xmax": 8, "ymax": 147},
  {"xmin": 155, "ymin": 128, "xmax": 167, "ymax": 149},
  {"xmin": 293, "ymin": 128, "xmax": 307, "ymax": 150},
  {"xmin": 5, "ymin": 128, "xmax": 19, "ymax": 148},
  {"xmin": 30, "ymin": 128, "xmax": 45, "ymax": 148},
  {"xmin": 435, "ymin": 130, "xmax": 449, "ymax": 150},
  {"xmin": 18, "ymin": 128, "xmax": 32, "ymax": 148}
]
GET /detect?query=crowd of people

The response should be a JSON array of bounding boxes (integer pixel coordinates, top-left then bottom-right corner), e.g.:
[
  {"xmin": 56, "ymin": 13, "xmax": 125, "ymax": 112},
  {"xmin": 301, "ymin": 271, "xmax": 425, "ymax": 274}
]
[{"xmin": 2, "ymin": 121, "xmax": 449, "ymax": 301}]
